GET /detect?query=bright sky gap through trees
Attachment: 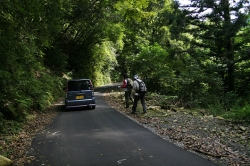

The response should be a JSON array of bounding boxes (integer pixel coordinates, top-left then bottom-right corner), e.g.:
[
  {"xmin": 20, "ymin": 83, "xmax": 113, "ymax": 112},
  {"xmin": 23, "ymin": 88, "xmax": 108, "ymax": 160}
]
[{"xmin": 176, "ymin": 0, "xmax": 249, "ymax": 20}]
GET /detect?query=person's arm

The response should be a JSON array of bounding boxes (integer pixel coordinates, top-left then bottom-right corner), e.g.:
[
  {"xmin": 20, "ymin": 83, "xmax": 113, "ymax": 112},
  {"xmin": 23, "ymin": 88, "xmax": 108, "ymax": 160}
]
[{"xmin": 133, "ymin": 80, "xmax": 139, "ymax": 91}]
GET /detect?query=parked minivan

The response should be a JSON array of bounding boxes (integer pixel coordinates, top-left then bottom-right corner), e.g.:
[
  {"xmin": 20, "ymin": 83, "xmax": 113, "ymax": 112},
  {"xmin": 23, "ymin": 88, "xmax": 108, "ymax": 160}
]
[{"xmin": 64, "ymin": 79, "xmax": 96, "ymax": 110}]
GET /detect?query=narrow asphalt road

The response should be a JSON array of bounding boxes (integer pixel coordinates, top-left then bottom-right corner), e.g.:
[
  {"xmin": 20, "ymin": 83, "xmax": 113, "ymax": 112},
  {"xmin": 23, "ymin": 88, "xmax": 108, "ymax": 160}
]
[{"xmin": 26, "ymin": 84, "xmax": 217, "ymax": 166}]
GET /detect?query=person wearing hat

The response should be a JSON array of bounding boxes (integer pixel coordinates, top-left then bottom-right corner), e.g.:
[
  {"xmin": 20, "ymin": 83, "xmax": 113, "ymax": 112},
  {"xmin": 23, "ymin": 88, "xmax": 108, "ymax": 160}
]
[
  {"xmin": 118, "ymin": 73, "xmax": 133, "ymax": 108},
  {"xmin": 131, "ymin": 75, "xmax": 147, "ymax": 114}
]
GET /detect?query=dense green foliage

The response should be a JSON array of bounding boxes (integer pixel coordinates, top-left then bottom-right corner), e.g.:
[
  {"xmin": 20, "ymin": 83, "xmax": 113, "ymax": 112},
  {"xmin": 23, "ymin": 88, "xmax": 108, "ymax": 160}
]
[
  {"xmin": 0, "ymin": 1, "xmax": 65, "ymax": 123},
  {"xmin": 0, "ymin": 0, "xmax": 250, "ymax": 130},
  {"xmin": 115, "ymin": 0, "xmax": 250, "ymax": 122}
]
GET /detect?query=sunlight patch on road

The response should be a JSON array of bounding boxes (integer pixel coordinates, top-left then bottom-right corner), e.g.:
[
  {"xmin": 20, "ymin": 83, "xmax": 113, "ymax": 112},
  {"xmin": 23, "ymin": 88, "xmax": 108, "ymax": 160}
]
[
  {"xmin": 46, "ymin": 131, "xmax": 62, "ymax": 138},
  {"xmin": 117, "ymin": 159, "xmax": 126, "ymax": 164}
]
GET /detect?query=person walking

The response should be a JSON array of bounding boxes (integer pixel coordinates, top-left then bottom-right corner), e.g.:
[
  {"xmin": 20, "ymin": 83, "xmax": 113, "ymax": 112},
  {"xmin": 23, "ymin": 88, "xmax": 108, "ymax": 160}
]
[
  {"xmin": 118, "ymin": 73, "xmax": 133, "ymax": 108},
  {"xmin": 131, "ymin": 75, "xmax": 147, "ymax": 114}
]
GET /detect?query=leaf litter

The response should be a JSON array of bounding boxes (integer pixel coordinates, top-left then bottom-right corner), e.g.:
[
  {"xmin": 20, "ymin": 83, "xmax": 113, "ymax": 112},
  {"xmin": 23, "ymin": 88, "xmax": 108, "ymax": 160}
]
[
  {"xmin": 103, "ymin": 90, "xmax": 250, "ymax": 166},
  {"xmin": 0, "ymin": 99, "xmax": 63, "ymax": 166},
  {"xmin": 1, "ymin": 89, "xmax": 250, "ymax": 166}
]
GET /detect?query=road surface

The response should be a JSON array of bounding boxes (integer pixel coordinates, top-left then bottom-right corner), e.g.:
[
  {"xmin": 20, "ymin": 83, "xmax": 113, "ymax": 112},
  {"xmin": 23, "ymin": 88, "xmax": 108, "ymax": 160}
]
[{"xmin": 26, "ymin": 84, "xmax": 217, "ymax": 166}]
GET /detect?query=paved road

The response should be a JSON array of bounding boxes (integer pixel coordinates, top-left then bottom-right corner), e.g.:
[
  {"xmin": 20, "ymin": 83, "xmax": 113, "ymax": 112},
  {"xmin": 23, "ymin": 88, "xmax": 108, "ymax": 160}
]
[{"xmin": 26, "ymin": 84, "xmax": 217, "ymax": 166}]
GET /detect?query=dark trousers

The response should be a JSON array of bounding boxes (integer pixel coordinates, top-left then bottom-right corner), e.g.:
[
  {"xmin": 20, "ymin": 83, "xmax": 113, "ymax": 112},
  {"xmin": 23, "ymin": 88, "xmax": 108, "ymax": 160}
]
[
  {"xmin": 132, "ymin": 92, "xmax": 147, "ymax": 113},
  {"xmin": 125, "ymin": 90, "xmax": 133, "ymax": 108}
]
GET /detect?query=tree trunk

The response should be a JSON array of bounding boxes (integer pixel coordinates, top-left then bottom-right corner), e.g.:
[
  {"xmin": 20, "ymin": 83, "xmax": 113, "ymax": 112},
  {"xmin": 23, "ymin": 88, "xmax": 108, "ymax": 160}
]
[
  {"xmin": 227, "ymin": 39, "xmax": 235, "ymax": 92},
  {"xmin": 222, "ymin": 0, "xmax": 235, "ymax": 92}
]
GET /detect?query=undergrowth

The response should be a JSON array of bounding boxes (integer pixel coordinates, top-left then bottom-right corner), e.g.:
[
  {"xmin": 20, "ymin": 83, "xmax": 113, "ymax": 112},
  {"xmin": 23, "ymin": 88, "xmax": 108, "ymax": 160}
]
[
  {"xmin": 222, "ymin": 104, "xmax": 250, "ymax": 123},
  {"xmin": 147, "ymin": 92, "xmax": 250, "ymax": 123}
]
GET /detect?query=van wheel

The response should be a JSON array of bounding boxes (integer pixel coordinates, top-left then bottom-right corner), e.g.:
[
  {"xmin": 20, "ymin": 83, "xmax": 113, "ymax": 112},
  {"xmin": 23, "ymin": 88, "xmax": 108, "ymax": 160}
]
[{"xmin": 92, "ymin": 106, "xmax": 96, "ymax": 109}]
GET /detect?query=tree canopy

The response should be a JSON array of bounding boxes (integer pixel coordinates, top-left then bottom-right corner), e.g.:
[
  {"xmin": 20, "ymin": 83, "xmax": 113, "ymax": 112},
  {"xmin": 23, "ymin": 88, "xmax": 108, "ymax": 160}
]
[{"xmin": 1, "ymin": 0, "xmax": 250, "ymax": 124}]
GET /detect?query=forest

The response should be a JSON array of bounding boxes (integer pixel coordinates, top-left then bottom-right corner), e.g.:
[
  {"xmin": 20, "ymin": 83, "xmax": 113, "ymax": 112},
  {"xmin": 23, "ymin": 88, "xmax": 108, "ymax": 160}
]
[{"xmin": 0, "ymin": 0, "xmax": 250, "ymax": 133}]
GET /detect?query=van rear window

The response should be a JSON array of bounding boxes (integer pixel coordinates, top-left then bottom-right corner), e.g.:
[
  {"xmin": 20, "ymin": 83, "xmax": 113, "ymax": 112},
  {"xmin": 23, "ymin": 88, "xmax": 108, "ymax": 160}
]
[{"xmin": 68, "ymin": 80, "xmax": 90, "ymax": 91}]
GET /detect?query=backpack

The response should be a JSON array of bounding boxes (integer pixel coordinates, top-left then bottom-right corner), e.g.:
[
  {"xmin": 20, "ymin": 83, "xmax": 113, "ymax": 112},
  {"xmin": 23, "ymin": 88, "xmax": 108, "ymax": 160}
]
[
  {"xmin": 126, "ymin": 78, "xmax": 133, "ymax": 89},
  {"xmin": 136, "ymin": 80, "xmax": 147, "ymax": 93}
]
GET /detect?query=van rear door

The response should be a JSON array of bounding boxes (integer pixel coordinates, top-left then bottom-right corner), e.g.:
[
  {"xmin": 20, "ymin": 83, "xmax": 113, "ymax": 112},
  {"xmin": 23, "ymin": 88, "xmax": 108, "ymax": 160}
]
[{"xmin": 66, "ymin": 80, "xmax": 93, "ymax": 100}]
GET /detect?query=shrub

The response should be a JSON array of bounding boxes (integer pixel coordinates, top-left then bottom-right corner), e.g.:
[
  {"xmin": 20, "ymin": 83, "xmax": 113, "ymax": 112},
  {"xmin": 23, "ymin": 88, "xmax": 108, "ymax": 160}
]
[{"xmin": 222, "ymin": 103, "xmax": 250, "ymax": 122}]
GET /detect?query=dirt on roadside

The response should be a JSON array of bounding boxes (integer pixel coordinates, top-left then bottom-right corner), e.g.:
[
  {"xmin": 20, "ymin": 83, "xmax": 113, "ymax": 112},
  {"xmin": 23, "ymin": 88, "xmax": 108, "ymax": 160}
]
[
  {"xmin": 0, "ymin": 99, "xmax": 64, "ymax": 166},
  {"xmin": 103, "ymin": 88, "xmax": 250, "ymax": 166},
  {"xmin": 1, "ymin": 86, "xmax": 250, "ymax": 166}
]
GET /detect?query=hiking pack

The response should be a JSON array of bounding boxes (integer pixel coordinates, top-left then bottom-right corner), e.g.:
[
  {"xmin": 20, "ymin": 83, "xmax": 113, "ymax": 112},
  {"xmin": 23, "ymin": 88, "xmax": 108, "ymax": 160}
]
[
  {"xmin": 136, "ymin": 79, "xmax": 147, "ymax": 93},
  {"xmin": 126, "ymin": 78, "xmax": 133, "ymax": 89}
]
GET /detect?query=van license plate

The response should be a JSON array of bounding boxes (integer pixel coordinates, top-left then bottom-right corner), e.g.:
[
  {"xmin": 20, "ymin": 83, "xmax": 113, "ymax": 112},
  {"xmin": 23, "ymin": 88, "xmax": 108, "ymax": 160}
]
[{"xmin": 76, "ymin": 95, "xmax": 84, "ymax": 99}]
